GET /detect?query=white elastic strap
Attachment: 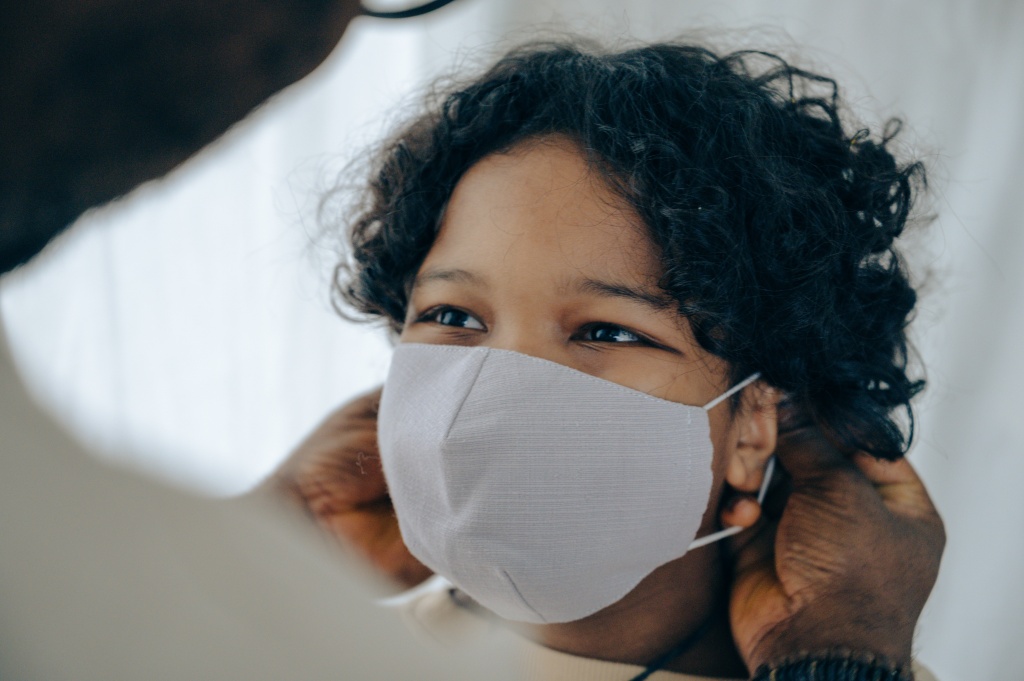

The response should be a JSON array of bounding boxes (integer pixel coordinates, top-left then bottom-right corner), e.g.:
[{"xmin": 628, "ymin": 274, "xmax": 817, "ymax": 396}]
[
  {"xmin": 702, "ymin": 372, "xmax": 762, "ymax": 411},
  {"xmin": 375, "ymin": 574, "xmax": 453, "ymax": 608},
  {"xmin": 757, "ymin": 456, "xmax": 776, "ymax": 505},
  {"xmin": 687, "ymin": 455, "xmax": 776, "ymax": 551}
]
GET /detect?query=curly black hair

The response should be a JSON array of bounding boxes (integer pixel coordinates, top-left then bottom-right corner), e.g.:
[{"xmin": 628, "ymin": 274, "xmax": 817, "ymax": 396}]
[{"xmin": 332, "ymin": 40, "xmax": 927, "ymax": 460}]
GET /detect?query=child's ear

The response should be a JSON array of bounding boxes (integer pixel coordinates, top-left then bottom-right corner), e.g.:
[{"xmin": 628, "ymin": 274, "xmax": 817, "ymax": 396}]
[{"xmin": 725, "ymin": 382, "xmax": 779, "ymax": 494}]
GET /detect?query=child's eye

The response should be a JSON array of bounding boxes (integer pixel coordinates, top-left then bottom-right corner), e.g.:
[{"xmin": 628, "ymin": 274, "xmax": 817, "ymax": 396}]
[
  {"xmin": 422, "ymin": 306, "xmax": 486, "ymax": 330},
  {"xmin": 577, "ymin": 323, "xmax": 645, "ymax": 344}
]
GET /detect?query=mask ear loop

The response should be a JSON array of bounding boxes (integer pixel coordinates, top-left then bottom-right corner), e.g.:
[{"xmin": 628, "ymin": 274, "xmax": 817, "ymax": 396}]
[
  {"xmin": 689, "ymin": 371, "xmax": 773, "ymax": 551},
  {"xmin": 701, "ymin": 372, "xmax": 762, "ymax": 411},
  {"xmin": 687, "ymin": 456, "xmax": 775, "ymax": 550}
]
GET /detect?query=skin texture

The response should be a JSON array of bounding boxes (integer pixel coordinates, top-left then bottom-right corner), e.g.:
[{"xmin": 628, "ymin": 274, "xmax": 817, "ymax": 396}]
[{"xmin": 278, "ymin": 136, "xmax": 944, "ymax": 677}]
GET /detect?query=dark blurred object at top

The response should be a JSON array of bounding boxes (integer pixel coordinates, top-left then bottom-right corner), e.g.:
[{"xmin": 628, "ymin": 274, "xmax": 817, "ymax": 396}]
[
  {"xmin": 361, "ymin": 0, "xmax": 461, "ymax": 20},
  {"xmin": 0, "ymin": 0, "xmax": 367, "ymax": 275}
]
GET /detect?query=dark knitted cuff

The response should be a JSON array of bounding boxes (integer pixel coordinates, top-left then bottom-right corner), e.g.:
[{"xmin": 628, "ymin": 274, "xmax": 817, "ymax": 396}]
[{"xmin": 751, "ymin": 653, "xmax": 914, "ymax": 681}]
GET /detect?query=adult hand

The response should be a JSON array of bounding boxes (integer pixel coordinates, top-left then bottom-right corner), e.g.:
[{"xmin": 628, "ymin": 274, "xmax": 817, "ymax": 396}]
[
  {"xmin": 270, "ymin": 387, "xmax": 433, "ymax": 589},
  {"xmin": 724, "ymin": 426, "xmax": 945, "ymax": 674}
]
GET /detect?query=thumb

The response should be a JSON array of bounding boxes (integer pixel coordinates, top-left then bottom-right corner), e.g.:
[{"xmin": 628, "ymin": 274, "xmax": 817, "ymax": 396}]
[
  {"xmin": 773, "ymin": 427, "xmax": 851, "ymax": 484},
  {"xmin": 727, "ymin": 514, "xmax": 776, "ymax": 577},
  {"xmin": 852, "ymin": 452, "xmax": 943, "ymax": 523}
]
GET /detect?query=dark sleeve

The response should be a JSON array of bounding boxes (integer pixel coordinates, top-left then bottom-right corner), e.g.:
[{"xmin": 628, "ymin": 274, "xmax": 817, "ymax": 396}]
[
  {"xmin": 0, "ymin": 0, "xmax": 359, "ymax": 272},
  {"xmin": 752, "ymin": 654, "xmax": 915, "ymax": 681}
]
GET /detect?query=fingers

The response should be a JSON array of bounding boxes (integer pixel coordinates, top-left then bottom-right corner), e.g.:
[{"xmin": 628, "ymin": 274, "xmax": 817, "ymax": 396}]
[
  {"xmin": 720, "ymin": 489, "xmax": 773, "ymax": 577},
  {"xmin": 298, "ymin": 450, "xmax": 389, "ymax": 513},
  {"xmin": 773, "ymin": 426, "xmax": 851, "ymax": 483},
  {"xmin": 852, "ymin": 452, "xmax": 943, "ymax": 523},
  {"xmin": 278, "ymin": 386, "xmax": 390, "ymax": 510},
  {"xmin": 720, "ymin": 493, "xmax": 762, "ymax": 529},
  {"xmin": 776, "ymin": 425, "xmax": 940, "ymax": 522},
  {"xmin": 728, "ymin": 515, "xmax": 777, "ymax": 577},
  {"xmin": 321, "ymin": 499, "xmax": 434, "ymax": 588},
  {"xmin": 851, "ymin": 451, "xmax": 920, "ymax": 485},
  {"xmin": 265, "ymin": 386, "xmax": 434, "ymax": 589},
  {"xmin": 334, "ymin": 386, "xmax": 384, "ymax": 422}
]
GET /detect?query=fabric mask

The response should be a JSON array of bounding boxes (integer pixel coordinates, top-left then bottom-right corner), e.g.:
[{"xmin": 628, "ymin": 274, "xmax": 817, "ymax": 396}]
[{"xmin": 377, "ymin": 343, "xmax": 767, "ymax": 624}]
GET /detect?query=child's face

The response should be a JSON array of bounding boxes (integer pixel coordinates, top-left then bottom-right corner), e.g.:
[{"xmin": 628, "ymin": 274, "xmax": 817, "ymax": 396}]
[
  {"xmin": 401, "ymin": 135, "xmax": 729, "ymax": 403},
  {"xmin": 399, "ymin": 135, "xmax": 775, "ymax": 533}
]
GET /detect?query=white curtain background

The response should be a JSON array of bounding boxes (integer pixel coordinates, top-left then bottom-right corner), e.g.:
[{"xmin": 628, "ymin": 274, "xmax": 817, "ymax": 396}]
[{"xmin": 2, "ymin": 1, "xmax": 1021, "ymax": 679}]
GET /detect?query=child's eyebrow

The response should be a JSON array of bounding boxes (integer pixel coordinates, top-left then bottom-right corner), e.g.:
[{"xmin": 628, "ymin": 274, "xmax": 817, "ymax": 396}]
[
  {"xmin": 411, "ymin": 267, "xmax": 486, "ymax": 291},
  {"xmin": 574, "ymin": 277, "xmax": 676, "ymax": 312},
  {"xmin": 411, "ymin": 267, "xmax": 674, "ymax": 314}
]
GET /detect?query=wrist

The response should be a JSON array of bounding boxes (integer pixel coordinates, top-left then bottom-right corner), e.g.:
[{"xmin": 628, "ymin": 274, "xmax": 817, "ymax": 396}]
[
  {"xmin": 751, "ymin": 651, "xmax": 914, "ymax": 681},
  {"xmin": 746, "ymin": 603, "xmax": 914, "ymax": 672}
]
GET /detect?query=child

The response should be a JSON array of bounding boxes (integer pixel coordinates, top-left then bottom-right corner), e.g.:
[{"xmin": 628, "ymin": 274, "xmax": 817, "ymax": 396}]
[{"xmin": 330, "ymin": 41, "xmax": 932, "ymax": 680}]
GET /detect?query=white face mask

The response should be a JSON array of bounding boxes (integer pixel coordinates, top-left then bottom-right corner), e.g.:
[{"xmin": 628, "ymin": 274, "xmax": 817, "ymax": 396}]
[{"xmin": 378, "ymin": 343, "xmax": 766, "ymax": 624}]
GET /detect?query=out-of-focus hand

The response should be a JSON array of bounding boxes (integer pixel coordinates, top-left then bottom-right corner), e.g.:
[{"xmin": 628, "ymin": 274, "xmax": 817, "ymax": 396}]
[
  {"xmin": 723, "ymin": 426, "xmax": 945, "ymax": 674},
  {"xmin": 270, "ymin": 387, "xmax": 433, "ymax": 589}
]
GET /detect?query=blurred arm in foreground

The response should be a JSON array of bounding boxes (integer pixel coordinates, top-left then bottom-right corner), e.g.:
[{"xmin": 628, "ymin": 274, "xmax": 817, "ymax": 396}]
[
  {"xmin": 0, "ymin": 0, "xmax": 361, "ymax": 273},
  {"xmin": 1, "ymin": 4, "xmax": 517, "ymax": 680}
]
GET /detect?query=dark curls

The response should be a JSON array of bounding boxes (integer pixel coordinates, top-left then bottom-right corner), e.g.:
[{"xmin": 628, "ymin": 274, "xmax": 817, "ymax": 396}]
[{"xmin": 333, "ymin": 41, "xmax": 927, "ymax": 459}]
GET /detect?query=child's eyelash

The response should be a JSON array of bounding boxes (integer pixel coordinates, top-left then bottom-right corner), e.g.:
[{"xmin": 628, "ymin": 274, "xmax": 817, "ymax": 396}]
[
  {"xmin": 413, "ymin": 307, "xmax": 676, "ymax": 354},
  {"xmin": 416, "ymin": 305, "xmax": 484, "ymax": 328},
  {"xmin": 575, "ymin": 323, "xmax": 652, "ymax": 345}
]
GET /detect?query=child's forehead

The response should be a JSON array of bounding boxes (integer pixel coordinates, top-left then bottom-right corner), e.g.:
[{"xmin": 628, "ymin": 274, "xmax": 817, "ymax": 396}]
[{"xmin": 433, "ymin": 135, "xmax": 661, "ymax": 279}]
